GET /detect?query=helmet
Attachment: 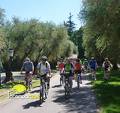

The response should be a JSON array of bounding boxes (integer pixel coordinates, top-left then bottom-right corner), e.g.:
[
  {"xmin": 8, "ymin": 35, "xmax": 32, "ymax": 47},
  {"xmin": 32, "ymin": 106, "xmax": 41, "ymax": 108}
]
[
  {"xmin": 41, "ymin": 56, "xmax": 48, "ymax": 61},
  {"xmin": 105, "ymin": 57, "xmax": 108, "ymax": 61},
  {"xmin": 25, "ymin": 57, "xmax": 30, "ymax": 61}
]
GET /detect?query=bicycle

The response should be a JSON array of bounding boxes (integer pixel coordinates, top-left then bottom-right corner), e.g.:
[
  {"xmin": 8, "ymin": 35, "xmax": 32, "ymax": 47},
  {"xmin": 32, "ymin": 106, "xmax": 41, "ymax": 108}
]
[
  {"xmin": 104, "ymin": 68, "xmax": 111, "ymax": 80},
  {"xmin": 64, "ymin": 72, "xmax": 72, "ymax": 98},
  {"xmin": 91, "ymin": 69, "xmax": 96, "ymax": 80},
  {"xmin": 60, "ymin": 73, "xmax": 64, "ymax": 85},
  {"xmin": 21, "ymin": 71, "xmax": 33, "ymax": 91},
  {"xmin": 39, "ymin": 75, "xmax": 49, "ymax": 104},
  {"xmin": 76, "ymin": 73, "xmax": 82, "ymax": 89}
]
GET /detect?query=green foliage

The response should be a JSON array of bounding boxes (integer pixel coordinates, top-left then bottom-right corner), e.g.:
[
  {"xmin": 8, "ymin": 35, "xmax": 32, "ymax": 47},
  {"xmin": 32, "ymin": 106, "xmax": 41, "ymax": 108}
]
[
  {"xmin": 80, "ymin": 0, "xmax": 120, "ymax": 64},
  {"xmin": 1, "ymin": 17, "xmax": 76, "ymax": 69},
  {"xmin": 72, "ymin": 27, "xmax": 84, "ymax": 58},
  {"xmin": 64, "ymin": 13, "xmax": 75, "ymax": 39},
  {"xmin": 0, "ymin": 8, "xmax": 6, "ymax": 50},
  {"xmin": 93, "ymin": 70, "xmax": 120, "ymax": 113}
]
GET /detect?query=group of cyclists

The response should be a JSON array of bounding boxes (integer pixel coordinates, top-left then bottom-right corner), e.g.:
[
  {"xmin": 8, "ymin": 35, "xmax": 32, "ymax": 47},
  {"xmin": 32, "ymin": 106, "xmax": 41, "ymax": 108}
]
[
  {"xmin": 58, "ymin": 57, "xmax": 113, "ymax": 89},
  {"xmin": 21, "ymin": 56, "xmax": 51, "ymax": 93},
  {"xmin": 20, "ymin": 55, "xmax": 113, "ymax": 99}
]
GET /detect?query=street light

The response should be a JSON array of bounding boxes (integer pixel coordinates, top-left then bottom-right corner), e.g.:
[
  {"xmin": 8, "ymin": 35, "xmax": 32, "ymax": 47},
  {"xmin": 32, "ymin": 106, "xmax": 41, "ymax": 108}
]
[
  {"xmin": 0, "ymin": 50, "xmax": 2, "ymax": 85},
  {"xmin": 8, "ymin": 48, "xmax": 14, "ymax": 58},
  {"xmin": 8, "ymin": 48, "xmax": 14, "ymax": 81}
]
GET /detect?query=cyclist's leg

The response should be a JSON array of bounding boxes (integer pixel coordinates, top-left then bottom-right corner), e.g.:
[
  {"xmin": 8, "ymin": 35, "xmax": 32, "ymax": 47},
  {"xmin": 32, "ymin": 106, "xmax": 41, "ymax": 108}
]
[
  {"xmin": 69, "ymin": 72, "xmax": 73, "ymax": 91},
  {"xmin": 60, "ymin": 74, "xmax": 62, "ymax": 85},
  {"xmin": 104, "ymin": 70, "xmax": 109, "ymax": 80},
  {"xmin": 44, "ymin": 75, "xmax": 49, "ymax": 99},
  {"xmin": 25, "ymin": 73, "xmax": 29, "ymax": 91},
  {"xmin": 28, "ymin": 74, "xmax": 32, "ymax": 91}
]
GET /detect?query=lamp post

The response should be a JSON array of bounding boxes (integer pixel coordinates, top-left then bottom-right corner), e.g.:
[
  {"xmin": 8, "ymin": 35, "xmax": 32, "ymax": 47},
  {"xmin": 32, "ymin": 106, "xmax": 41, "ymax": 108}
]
[
  {"xmin": 0, "ymin": 50, "xmax": 2, "ymax": 85},
  {"xmin": 8, "ymin": 48, "xmax": 14, "ymax": 81}
]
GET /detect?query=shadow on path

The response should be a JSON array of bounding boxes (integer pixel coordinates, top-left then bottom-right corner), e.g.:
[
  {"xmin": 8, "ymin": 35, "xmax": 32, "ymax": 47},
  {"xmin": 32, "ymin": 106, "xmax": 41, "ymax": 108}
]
[
  {"xmin": 52, "ymin": 78, "xmax": 98, "ymax": 113},
  {"xmin": 23, "ymin": 100, "xmax": 41, "ymax": 109}
]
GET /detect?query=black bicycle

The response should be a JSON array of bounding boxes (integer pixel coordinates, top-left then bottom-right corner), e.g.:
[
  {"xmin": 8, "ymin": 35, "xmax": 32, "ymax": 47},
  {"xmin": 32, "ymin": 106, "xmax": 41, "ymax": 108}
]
[
  {"xmin": 60, "ymin": 73, "xmax": 64, "ymax": 85},
  {"xmin": 39, "ymin": 76, "xmax": 49, "ymax": 104},
  {"xmin": 64, "ymin": 72, "xmax": 72, "ymax": 98},
  {"xmin": 76, "ymin": 73, "xmax": 82, "ymax": 89}
]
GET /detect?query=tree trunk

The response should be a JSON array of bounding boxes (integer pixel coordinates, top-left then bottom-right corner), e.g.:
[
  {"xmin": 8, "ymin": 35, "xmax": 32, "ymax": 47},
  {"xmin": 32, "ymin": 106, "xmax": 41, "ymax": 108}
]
[{"xmin": 2, "ymin": 58, "xmax": 14, "ymax": 83}]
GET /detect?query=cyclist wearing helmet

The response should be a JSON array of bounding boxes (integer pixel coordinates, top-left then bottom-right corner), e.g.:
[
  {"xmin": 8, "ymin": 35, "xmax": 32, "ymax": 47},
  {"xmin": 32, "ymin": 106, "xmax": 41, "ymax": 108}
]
[
  {"xmin": 58, "ymin": 58, "xmax": 65, "ymax": 85},
  {"xmin": 89, "ymin": 57, "xmax": 98, "ymax": 80},
  {"xmin": 21, "ymin": 57, "xmax": 34, "ymax": 91},
  {"xmin": 64, "ymin": 58, "xmax": 74, "ymax": 89},
  {"xmin": 74, "ymin": 59, "xmax": 82, "ymax": 84},
  {"xmin": 102, "ymin": 58, "xmax": 113, "ymax": 80},
  {"xmin": 37, "ymin": 56, "xmax": 51, "ymax": 88}
]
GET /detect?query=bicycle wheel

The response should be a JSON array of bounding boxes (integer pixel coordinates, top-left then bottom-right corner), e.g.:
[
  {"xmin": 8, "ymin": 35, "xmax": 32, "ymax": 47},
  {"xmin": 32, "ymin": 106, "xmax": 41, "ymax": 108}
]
[
  {"xmin": 39, "ymin": 78, "xmax": 44, "ymax": 104},
  {"xmin": 64, "ymin": 78, "xmax": 70, "ymax": 98},
  {"xmin": 44, "ymin": 81, "xmax": 48, "ymax": 99}
]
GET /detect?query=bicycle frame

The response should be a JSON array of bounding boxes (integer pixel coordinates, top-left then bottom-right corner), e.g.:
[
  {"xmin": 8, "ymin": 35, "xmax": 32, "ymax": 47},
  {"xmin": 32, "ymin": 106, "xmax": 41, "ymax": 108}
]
[
  {"xmin": 25, "ymin": 72, "xmax": 32, "ymax": 91},
  {"xmin": 91, "ymin": 69, "xmax": 96, "ymax": 80},
  {"xmin": 64, "ymin": 77, "xmax": 70, "ymax": 97},
  {"xmin": 39, "ymin": 76, "xmax": 48, "ymax": 104},
  {"xmin": 77, "ymin": 73, "xmax": 81, "ymax": 89}
]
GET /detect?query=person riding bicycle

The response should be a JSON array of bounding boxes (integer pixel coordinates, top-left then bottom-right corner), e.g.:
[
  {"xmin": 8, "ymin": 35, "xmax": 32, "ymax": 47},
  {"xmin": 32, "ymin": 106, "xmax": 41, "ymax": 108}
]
[
  {"xmin": 74, "ymin": 59, "xmax": 82, "ymax": 84},
  {"xmin": 83, "ymin": 59, "xmax": 89, "ymax": 72},
  {"xmin": 58, "ymin": 58, "xmax": 65, "ymax": 85},
  {"xmin": 102, "ymin": 58, "xmax": 113, "ymax": 80},
  {"xmin": 21, "ymin": 57, "xmax": 34, "ymax": 91},
  {"xmin": 64, "ymin": 58, "xmax": 74, "ymax": 90},
  {"xmin": 37, "ymin": 56, "xmax": 51, "ymax": 89},
  {"xmin": 89, "ymin": 57, "xmax": 98, "ymax": 80}
]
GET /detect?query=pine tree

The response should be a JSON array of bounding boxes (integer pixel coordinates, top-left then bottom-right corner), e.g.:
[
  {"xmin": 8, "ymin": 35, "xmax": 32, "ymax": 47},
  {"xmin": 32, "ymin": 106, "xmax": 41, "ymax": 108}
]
[{"xmin": 64, "ymin": 13, "xmax": 75, "ymax": 40}]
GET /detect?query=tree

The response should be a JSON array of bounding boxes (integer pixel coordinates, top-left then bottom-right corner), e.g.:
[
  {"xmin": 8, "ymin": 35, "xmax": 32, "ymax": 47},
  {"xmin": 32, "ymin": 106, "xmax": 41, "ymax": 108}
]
[
  {"xmin": 64, "ymin": 13, "xmax": 75, "ymax": 40},
  {"xmin": 79, "ymin": 0, "xmax": 120, "ymax": 68},
  {"xmin": 72, "ymin": 27, "xmax": 84, "ymax": 59}
]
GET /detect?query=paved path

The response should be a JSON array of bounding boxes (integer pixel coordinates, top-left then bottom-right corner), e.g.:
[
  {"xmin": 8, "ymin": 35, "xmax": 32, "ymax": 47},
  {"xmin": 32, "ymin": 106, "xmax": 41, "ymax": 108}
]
[{"xmin": 0, "ymin": 73, "xmax": 99, "ymax": 113}]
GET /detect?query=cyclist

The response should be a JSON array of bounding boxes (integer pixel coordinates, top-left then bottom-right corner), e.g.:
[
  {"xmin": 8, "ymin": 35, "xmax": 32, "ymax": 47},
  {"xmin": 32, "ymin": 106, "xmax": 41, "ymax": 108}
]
[
  {"xmin": 21, "ymin": 57, "xmax": 34, "ymax": 91},
  {"xmin": 74, "ymin": 59, "xmax": 82, "ymax": 86},
  {"xmin": 64, "ymin": 58, "xmax": 74, "ymax": 91},
  {"xmin": 83, "ymin": 59, "xmax": 89, "ymax": 72},
  {"xmin": 58, "ymin": 58, "xmax": 65, "ymax": 85},
  {"xmin": 102, "ymin": 58, "xmax": 113, "ymax": 80},
  {"xmin": 37, "ymin": 56, "xmax": 51, "ymax": 89},
  {"xmin": 89, "ymin": 57, "xmax": 98, "ymax": 80}
]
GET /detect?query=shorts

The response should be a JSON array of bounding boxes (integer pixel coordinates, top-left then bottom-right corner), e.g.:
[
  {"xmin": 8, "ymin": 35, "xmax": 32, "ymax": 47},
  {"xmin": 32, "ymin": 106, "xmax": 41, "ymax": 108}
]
[{"xmin": 74, "ymin": 70, "xmax": 81, "ymax": 74}]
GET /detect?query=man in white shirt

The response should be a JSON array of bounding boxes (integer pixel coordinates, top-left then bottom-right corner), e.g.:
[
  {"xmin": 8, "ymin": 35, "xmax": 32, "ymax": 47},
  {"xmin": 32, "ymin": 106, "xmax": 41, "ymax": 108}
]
[{"xmin": 37, "ymin": 56, "xmax": 51, "ymax": 88}]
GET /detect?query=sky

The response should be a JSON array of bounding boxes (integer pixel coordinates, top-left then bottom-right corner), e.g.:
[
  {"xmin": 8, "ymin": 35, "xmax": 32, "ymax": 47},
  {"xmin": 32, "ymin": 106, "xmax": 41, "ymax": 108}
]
[{"xmin": 0, "ymin": 0, "xmax": 83, "ymax": 29}]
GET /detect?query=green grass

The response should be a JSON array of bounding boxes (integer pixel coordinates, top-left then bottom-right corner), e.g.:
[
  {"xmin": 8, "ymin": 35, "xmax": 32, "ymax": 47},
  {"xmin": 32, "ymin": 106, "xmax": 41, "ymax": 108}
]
[
  {"xmin": 0, "ymin": 77, "xmax": 40, "ymax": 101},
  {"xmin": 92, "ymin": 69, "xmax": 120, "ymax": 113}
]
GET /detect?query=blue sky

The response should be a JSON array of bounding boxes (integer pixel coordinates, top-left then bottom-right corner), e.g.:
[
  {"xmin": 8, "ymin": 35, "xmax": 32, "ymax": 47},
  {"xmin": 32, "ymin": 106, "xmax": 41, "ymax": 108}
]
[{"xmin": 0, "ymin": 0, "xmax": 83, "ymax": 29}]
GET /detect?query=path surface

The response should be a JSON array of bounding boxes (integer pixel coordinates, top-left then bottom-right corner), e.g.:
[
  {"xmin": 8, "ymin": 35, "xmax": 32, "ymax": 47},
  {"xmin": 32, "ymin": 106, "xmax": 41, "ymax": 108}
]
[{"xmin": 0, "ymin": 73, "xmax": 99, "ymax": 113}]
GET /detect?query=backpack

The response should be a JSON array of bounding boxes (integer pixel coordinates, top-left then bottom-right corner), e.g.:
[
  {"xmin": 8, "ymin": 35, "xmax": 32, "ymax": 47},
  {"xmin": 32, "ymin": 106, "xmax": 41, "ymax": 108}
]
[
  {"xmin": 64, "ymin": 63, "xmax": 73, "ymax": 72},
  {"xmin": 104, "ymin": 61, "xmax": 110, "ymax": 70},
  {"xmin": 23, "ymin": 61, "xmax": 33, "ymax": 72},
  {"xmin": 38, "ymin": 62, "xmax": 50, "ymax": 73},
  {"xmin": 75, "ymin": 63, "xmax": 81, "ymax": 71},
  {"xmin": 89, "ymin": 60, "xmax": 96, "ymax": 68}
]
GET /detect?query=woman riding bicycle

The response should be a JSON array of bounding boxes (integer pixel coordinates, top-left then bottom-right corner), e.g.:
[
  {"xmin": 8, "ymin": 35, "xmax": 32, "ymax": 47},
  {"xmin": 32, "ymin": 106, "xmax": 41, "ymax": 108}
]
[
  {"xmin": 37, "ymin": 56, "xmax": 51, "ymax": 89},
  {"xmin": 21, "ymin": 57, "xmax": 34, "ymax": 91},
  {"xmin": 58, "ymin": 58, "xmax": 65, "ymax": 85},
  {"xmin": 64, "ymin": 59, "xmax": 74, "ymax": 90},
  {"xmin": 102, "ymin": 58, "xmax": 113, "ymax": 80},
  {"xmin": 74, "ymin": 59, "xmax": 82, "ymax": 86}
]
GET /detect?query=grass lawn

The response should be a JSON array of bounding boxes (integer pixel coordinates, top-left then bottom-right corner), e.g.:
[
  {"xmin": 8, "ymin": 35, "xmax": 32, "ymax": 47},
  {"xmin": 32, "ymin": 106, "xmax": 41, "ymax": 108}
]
[
  {"xmin": 0, "ymin": 78, "xmax": 40, "ymax": 101},
  {"xmin": 92, "ymin": 69, "xmax": 120, "ymax": 113}
]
